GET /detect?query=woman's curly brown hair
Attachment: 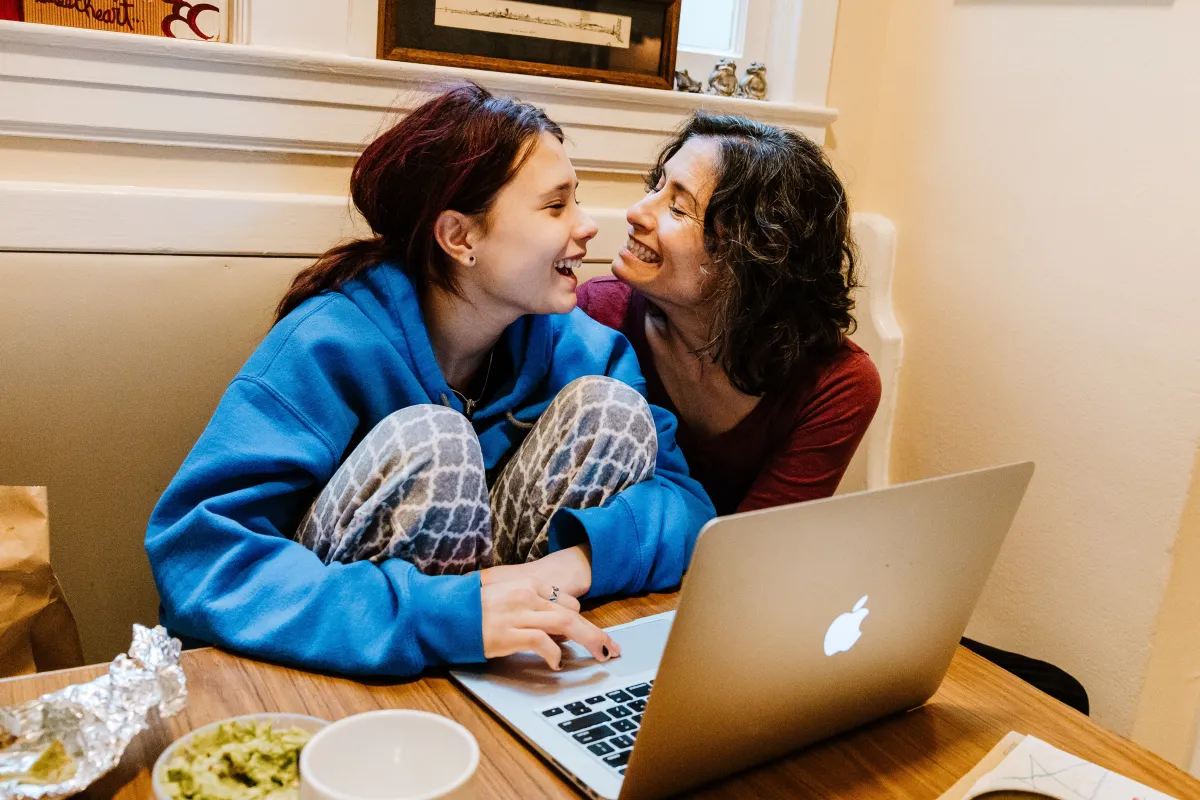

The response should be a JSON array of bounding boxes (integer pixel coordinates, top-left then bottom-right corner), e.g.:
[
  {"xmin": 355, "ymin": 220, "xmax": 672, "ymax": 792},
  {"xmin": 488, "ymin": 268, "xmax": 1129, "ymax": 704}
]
[{"xmin": 648, "ymin": 112, "xmax": 858, "ymax": 396}]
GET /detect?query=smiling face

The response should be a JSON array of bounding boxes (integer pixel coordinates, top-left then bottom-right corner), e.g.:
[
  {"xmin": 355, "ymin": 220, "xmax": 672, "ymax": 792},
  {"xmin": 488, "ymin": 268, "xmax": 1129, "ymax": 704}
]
[
  {"xmin": 456, "ymin": 132, "xmax": 598, "ymax": 317},
  {"xmin": 613, "ymin": 136, "xmax": 721, "ymax": 311}
]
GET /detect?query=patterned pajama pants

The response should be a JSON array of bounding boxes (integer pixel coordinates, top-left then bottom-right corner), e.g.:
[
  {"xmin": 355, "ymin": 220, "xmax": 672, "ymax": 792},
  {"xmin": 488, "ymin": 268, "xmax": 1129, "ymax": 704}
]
[{"xmin": 294, "ymin": 376, "xmax": 658, "ymax": 574}]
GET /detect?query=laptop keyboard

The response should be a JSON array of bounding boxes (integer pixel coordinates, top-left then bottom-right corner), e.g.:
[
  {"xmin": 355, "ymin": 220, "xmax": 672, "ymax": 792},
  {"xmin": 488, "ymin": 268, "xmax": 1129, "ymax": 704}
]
[{"xmin": 539, "ymin": 678, "xmax": 655, "ymax": 777}]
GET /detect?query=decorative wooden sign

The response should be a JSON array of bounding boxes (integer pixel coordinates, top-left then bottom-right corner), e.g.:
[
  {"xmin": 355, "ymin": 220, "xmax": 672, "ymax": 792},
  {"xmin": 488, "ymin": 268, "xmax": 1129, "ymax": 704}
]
[{"xmin": 22, "ymin": 0, "xmax": 226, "ymax": 41}]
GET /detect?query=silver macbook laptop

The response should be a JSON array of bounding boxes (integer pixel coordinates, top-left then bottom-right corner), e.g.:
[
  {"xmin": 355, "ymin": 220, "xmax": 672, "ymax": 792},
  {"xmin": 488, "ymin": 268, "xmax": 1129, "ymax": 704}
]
[{"xmin": 451, "ymin": 461, "xmax": 1034, "ymax": 800}]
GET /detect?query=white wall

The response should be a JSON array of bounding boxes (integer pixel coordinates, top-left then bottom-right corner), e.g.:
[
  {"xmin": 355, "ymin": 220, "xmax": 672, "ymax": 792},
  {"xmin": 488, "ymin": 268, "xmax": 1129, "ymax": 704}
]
[{"xmin": 827, "ymin": 0, "xmax": 1200, "ymax": 744}]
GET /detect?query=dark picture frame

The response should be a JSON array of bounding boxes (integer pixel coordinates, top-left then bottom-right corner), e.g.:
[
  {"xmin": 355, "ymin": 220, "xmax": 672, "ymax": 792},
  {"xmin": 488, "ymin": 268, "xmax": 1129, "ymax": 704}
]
[{"xmin": 379, "ymin": 0, "xmax": 681, "ymax": 90}]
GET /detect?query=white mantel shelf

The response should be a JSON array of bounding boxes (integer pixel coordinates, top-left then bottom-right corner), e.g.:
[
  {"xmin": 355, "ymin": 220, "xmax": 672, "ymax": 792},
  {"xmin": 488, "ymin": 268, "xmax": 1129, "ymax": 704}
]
[{"xmin": 0, "ymin": 20, "xmax": 838, "ymax": 173}]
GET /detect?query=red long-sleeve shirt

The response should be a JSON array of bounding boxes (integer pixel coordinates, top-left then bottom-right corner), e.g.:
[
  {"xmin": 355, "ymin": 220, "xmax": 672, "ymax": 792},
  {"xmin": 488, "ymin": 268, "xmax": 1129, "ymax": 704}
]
[{"xmin": 577, "ymin": 277, "xmax": 881, "ymax": 515}]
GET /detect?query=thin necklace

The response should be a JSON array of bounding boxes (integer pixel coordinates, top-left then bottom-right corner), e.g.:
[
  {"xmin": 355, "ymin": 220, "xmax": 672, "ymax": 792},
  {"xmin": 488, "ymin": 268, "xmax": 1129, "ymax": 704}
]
[{"xmin": 450, "ymin": 346, "xmax": 495, "ymax": 419}]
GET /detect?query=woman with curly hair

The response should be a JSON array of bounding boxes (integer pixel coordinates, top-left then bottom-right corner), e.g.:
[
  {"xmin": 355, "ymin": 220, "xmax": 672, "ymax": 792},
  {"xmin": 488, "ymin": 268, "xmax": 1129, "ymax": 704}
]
[
  {"xmin": 579, "ymin": 113, "xmax": 1090, "ymax": 715},
  {"xmin": 578, "ymin": 113, "xmax": 880, "ymax": 515}
]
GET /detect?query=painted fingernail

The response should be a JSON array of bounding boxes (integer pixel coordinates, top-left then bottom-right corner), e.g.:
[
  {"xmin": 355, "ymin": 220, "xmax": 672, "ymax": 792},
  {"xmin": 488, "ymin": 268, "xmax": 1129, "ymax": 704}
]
[{"xmin": 602, "ymin": 645, "xmax": 610, "ymax": 658}]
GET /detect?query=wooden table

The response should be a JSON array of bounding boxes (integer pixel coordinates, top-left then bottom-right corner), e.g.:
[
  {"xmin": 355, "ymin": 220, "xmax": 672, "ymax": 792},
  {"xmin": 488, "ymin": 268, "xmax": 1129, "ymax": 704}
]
[{"xmin": 4, "ymin": 592, "xmax": 1199, "ymax": 799}]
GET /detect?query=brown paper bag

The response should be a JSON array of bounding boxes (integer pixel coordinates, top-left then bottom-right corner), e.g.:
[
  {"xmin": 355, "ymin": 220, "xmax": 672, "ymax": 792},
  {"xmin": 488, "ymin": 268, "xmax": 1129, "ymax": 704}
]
[{"xmin": 0, "ymin": 487, "xmax": 85, "ymax": 677}]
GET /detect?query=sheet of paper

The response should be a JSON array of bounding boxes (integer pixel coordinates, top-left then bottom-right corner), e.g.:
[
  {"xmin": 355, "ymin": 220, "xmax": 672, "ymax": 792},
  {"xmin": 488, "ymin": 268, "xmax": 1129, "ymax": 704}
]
[
  {"xmin": 963, "ymin": 735, "xmax": 1177, "ymax": 800},
  {"xmin": 434, "ymin": 0, "xmax": 632, "ymax": 48},
  {"xmin": 936, "ymin": 732, "xmax": 1026, "ymax": 800}
]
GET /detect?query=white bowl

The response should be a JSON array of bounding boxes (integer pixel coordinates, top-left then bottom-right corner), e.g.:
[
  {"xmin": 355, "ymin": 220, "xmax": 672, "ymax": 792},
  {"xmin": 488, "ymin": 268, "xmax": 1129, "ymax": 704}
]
[
  {"xmin": 152, "ymin": 712, "xmax": 329, "ymax": 800},
  {"xmin": 299, "ymin": 710, "xmax": 479, "ymax": 800}
]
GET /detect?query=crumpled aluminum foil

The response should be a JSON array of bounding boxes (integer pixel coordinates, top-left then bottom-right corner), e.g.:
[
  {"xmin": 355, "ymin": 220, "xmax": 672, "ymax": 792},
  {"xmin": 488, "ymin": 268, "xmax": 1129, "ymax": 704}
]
[{"xmin": 0, "ymin": 624, "xmax": 188, "ymax": 800}]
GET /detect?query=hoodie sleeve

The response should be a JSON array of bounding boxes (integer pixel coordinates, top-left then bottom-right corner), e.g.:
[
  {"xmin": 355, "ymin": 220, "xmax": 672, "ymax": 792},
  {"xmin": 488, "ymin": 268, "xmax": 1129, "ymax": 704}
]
[
  {"xmin": 145, "ymin": 376, "xmax": 485, "ymax": 677},
  {"xmin": 546, "ymin": 342, "xmax": 717, "ymax": 598}
]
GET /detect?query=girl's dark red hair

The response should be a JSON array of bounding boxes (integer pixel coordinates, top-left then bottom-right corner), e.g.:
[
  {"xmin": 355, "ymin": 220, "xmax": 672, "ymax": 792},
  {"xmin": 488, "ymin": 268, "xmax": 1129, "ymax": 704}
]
[{"xmin": 276, "ymin": 82, "xmax": 563, "ymax": 321}]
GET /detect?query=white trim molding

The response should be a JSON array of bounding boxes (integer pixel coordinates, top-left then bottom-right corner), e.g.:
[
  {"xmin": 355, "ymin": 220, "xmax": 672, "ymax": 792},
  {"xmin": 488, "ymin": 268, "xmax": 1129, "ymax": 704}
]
[
  {"xmin": 0, "ymin": 20, "xmax": 837, "ymax": 174},
  {"xmin": 0, "ymin": 181, "xmax": 367, "ymax": 257},
  {"xmin": 0, "ymin": 179, "xmax": 632, "ymax": 261},
  {"xmin": 848, "ymin": 213, "xmax": 902, "ymax": 490}
]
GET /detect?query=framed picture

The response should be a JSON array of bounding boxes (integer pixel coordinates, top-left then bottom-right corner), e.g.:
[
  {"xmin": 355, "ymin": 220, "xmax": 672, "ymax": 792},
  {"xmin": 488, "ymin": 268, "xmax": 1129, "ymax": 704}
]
[{"xmin": 379, "ymin": 0, "xmax": 681, "ymax": 90}]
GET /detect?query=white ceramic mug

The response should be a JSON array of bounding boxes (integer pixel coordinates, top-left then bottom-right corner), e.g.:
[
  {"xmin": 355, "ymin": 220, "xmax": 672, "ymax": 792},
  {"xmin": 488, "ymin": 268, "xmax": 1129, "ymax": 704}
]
[{"xmin": 300, "ymin": 710, "xmax": 479, "ymax": 800}]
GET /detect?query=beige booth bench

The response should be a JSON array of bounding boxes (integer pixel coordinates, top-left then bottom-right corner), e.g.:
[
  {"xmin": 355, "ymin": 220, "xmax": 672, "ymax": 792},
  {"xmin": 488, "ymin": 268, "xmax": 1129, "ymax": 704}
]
[{"xmin": 0, "ymin": 181, "xmax": 899, "ymax": 664}]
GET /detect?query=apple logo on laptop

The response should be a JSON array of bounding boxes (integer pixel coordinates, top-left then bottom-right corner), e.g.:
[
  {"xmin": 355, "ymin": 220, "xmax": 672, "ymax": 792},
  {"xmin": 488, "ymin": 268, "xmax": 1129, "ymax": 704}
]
[{"xmin": 823, "ymin": 595, "xmax": 869, "ymax": 656}]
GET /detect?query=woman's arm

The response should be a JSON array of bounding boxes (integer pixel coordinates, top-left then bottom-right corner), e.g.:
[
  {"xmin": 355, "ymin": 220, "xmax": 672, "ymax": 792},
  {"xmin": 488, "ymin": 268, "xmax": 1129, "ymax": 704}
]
[
  {"xmin": 737, "ymin": 353, "xmax": 882, "ymax": 512},
  {"xmin": 145, "ymin": 377, "xmax": 486, "ymax": 677},
  {"xmin": 567, "ymin": 407, "xmax": 714, "ymax": 598},
  {"xmin": 483, "ymin": 400, "xmax": 713, "ymax": 599},
  {"xmin": 544, "ymin": 335, "xmax": 717, "ymax": 599}
]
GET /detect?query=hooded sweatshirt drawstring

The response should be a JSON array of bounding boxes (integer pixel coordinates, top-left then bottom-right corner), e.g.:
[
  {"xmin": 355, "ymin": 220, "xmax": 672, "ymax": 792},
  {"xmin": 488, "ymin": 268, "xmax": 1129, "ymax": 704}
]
[
  {"xmin": 506, "ymin": 411, "xmax": 535, "ymax": 430},
  {"xmin": 441, "ymin": 392, "xmax": 533, "ymax": 431}
]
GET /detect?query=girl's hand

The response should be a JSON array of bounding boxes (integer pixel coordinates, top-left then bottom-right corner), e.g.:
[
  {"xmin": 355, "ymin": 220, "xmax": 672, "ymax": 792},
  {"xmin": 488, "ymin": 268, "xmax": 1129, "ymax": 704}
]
[
  {"xmin": 480, "ymin": 544, "xmax": 593, "ymax": 599},
  {"xmin": 480, "ymin": 576, "xmax": 620, "ymax": 670}
]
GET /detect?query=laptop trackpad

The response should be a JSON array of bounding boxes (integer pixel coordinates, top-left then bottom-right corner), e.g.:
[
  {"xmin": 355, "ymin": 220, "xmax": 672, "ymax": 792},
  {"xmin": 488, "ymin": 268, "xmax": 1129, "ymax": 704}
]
[{"xmin": 466, "ymin": 611, "xmax": 676, "ymax": 700}]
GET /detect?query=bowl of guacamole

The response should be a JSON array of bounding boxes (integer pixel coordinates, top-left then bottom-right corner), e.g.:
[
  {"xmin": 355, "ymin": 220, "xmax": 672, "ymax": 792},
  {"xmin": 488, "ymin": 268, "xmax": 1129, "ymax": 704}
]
[{"xmin": 153, "ymin": 713, "xmax": 328, "ymax": 800}]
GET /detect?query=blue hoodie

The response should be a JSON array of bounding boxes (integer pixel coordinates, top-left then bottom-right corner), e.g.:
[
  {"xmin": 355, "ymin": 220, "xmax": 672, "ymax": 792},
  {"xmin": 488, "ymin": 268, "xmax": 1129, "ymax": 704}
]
[{"xmin": 145, "ymin": 264, "xmax": 715, "ymax": 677}]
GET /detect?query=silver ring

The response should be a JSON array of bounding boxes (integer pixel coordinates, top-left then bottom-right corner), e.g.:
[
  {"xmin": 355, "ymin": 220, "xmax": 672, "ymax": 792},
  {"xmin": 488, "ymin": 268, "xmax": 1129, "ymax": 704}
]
[{"xmin": 549, "ymin": 585, "xmax": 560, "ymax": 603}]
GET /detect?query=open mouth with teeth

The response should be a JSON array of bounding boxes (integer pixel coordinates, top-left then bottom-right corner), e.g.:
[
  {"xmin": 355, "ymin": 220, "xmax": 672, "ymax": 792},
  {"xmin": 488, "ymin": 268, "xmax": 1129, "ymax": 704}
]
[
  {"xmin": 625, "ymin": 237, "xmax": 662, "ymax": 264},
  {"xmin": 554, "ymin": 256, "xmax": 582, "ymax": 277}
]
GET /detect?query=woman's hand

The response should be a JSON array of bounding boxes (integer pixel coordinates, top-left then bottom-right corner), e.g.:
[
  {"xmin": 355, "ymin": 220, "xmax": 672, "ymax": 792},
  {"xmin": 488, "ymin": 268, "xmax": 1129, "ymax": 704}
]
[
  {"xmin": 481, "ymin": 576, "xmax": 619, "ymax": 670},
  {"xmin": 480, "ymin": 544, "xmax": 593, "ymax": 599}
]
